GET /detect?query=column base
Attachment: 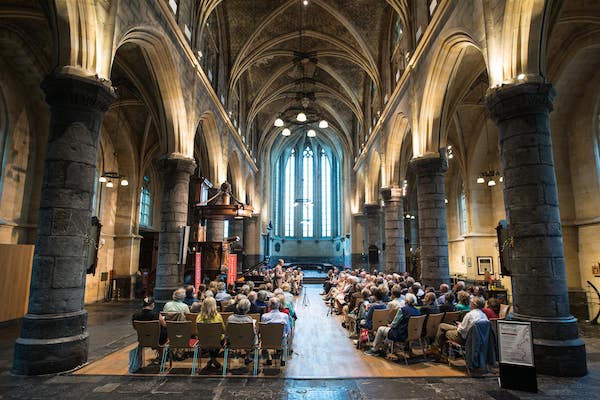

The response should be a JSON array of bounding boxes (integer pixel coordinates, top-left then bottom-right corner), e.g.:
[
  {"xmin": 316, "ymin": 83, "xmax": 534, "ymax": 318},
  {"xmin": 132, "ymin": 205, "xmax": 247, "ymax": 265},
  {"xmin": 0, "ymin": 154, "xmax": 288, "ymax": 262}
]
[
  {"xmin": 12, "ymin": 311, "xmax": 89, "ymax": 375},
  {"xmin": 534, "ymin": 338, "xmax": 587, "ymax": 377},
  {"xmin": 513, "ymin": 313, "xmax": 587, "ymax": 377}
]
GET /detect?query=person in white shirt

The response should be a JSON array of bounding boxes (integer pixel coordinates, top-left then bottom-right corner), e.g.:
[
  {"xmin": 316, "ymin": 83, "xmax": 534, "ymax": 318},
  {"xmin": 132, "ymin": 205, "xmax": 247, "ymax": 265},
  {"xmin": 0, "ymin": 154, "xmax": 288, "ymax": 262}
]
[
  {"xmin": 432, "ymin": 296, "xmax": 487, "ymax": 358},
  {"xmin": 261, "ymin": 297, "xmax": 291, "ymax": 365}
]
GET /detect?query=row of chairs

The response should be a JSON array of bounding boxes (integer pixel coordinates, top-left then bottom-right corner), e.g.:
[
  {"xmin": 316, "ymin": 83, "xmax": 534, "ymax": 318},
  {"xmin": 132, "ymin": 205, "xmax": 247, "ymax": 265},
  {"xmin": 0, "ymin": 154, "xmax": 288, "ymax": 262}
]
[{"xmin": 133, "ymin": 320, "xmax": 289, "ymax": 376}]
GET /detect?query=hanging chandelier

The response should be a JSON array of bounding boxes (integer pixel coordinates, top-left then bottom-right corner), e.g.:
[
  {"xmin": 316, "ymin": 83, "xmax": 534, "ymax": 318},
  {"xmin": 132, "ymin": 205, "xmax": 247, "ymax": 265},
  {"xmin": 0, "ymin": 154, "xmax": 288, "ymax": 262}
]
[
  {"xmin": 476, "ymin": 170, "xmax": 503, "ymax": 187},
  {"xmin": 99, "ymin": 171, "xmax": 128, "ymax": 188}
]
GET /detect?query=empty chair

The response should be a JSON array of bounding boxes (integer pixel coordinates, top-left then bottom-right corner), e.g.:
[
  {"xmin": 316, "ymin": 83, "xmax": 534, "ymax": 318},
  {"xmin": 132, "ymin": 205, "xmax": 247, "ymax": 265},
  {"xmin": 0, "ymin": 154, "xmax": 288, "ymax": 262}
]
[
  {"xmin": 223, "ymin": 322, "xmax": 258, "ymax": 376},
  {"xmin": 132, "ymin": 320, "xmax": 167, "ymax": 370},
  {"xmin": 162, "ymin": 321, "xmax": 198, "ymax": 374},
  {"xmin": 194, "ymin": 322, "xmax": 225, "ymax": 372},
  {"xmin": 259, "ymin": 322, "xmax": 287, "ymax": 367},
  {"xmin": 442, "ymin": 311, "xmax": 459, "ymax": 324}
]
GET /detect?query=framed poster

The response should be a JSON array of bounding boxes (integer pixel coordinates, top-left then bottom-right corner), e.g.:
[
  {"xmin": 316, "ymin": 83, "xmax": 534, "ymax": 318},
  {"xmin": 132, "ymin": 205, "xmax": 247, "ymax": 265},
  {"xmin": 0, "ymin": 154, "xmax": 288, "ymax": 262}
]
[
  {"xmin": 477, "ymin": 256, "xmax": 493, "ymax": 275},
  {"xmin": 497, "ymin": 320, "xmax": 534, "ymax": 367}
]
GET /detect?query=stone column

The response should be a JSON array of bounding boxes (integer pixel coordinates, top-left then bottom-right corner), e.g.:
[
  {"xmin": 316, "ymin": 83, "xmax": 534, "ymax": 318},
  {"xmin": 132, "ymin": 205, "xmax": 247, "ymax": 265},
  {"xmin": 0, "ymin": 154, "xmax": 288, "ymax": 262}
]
[
  {"xmin": 12, "ymin": 72, "xmax": 116, "ymax": 375},
  {"xmin": 351, "ymin": 213, "xmax": 366, "ymax": 267},
  {"xmin": 381, "ymin": 187, "xmax": 406, "ymax": 273},
  {"xmin": 364, "ymin": 203, "xmax": 382, "ymax": 272},
  {"xmin": 153, "ymin": 156, "xmax": 196, "ymax": 308},
  {"xmin": 410, "ymin": 156, "xmax": 450, "ymax": 287},
  {"xmin": 487, "ymin": 82, "xmax": 586, "ymax": 377}
]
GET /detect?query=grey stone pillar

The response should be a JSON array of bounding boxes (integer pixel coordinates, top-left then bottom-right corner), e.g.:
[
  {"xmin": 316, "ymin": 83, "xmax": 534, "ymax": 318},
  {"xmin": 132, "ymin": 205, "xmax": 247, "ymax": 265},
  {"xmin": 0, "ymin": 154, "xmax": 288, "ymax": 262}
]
[
  {"xmin": 487, "ymin": 82, "xmax": 586, "ymax": 377},
  {"xmin": 13, "ymin": 72, "xmax": 116, "ymax": 375},
  {"xmin": 364, "ymin": 203, "xmax": 382, "ymax": 272},
  {"xmin": 410, "ymin": 156, "xmax": 450, "ymax": 287},
  {"xmin": 153, "ymin": 156, "xmax": 196, "ymax": 308},
  {"xmin": 351, "ymin": 213, "xmax": 365, "ymax": 267},
  {"xmin": 381, "ymin": 187, "xmax": 406, "ymax": 273}
]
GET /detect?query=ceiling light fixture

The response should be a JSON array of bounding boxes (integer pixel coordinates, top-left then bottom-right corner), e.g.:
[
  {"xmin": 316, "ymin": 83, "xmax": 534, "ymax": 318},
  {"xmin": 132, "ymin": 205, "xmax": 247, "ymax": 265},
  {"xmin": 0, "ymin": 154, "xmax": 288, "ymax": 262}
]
[
  {"xmin": 476, "ymin": 82, "xmax": 502, "ymax": 188},
  {"xmin": 307, "ymin": 129, "xmax": 316, "ymax": 137},
  {"xmin": 274, "ymin": 118, "xmax": 284, "ymax": 127},
  {"xmin": 318, "ymin": 120, "xmax": 328, "ymax": 128},
  {"xmin": 282, "ymin": 128, "xmax": 291, "ymax": 136}
]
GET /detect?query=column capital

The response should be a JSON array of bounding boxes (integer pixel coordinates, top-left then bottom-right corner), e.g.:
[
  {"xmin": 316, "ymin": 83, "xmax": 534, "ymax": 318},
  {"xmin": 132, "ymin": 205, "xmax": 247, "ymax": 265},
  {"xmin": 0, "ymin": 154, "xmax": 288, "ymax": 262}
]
[
  {"xmin": 486, "ymin": 82, "xmax": 555, "ymax": 123},
  {"xmin": 159, "ymin": 154, "xmax": 197, "ymax": 175},
  {"xmin": 380, "ymin": 186, "xmax": 403, "ymax": 203},
  {"xmin": 410, "ymin": 155, "xmax": 448, "ymax": 175},
  {"xmin": 41, "ymin": 71, "xmax": 116, "ymax": 112},
  {"xmin": 363, "ymin": 203, "xmax": 381, "ymax": 214}
]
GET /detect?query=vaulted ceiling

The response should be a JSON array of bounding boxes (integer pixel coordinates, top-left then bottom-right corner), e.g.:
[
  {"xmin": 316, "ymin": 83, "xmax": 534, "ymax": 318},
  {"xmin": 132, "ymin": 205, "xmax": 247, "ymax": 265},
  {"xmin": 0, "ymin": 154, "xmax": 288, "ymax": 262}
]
[{"xmin": 209, "ymin": 0, "xmax": 401, "ymax": 154}]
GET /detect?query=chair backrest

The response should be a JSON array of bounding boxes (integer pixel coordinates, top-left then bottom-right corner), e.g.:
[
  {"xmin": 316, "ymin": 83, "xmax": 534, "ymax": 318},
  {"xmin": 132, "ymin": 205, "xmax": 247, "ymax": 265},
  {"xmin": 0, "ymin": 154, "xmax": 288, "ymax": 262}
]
[
  {"xmin": 185, "ymin": 313, "xmax": 199, "ymax": 335},
  {"xmin": 133, "ymin": 320, "xmax": 160, "ymax": 348},
  {"xmin": 259, "ymin": 323, "xmax": 284, "ymax": 350},
  {"xmin": 161, "ymin": 312, "xmax": 186, "ymax": 321},
  {"xmin": 166, "ymin": 321, "xmax": 193, "ymax": 348},
  {"xmin": 259, "ymin": 306, "xmax": 267, "ymax": 315},
  {"xmin": 221, "ymin": 311, "xmax": 234, "ymax": 322},
  {"xmin": 227, "ymin": 322, "xmax": 255, "ymax": 349},
  {"xmin": 219, "ymin": 300, "xmax": 231, "ymax": 311},
  {"xmin": 372, "ymin": 308, "xmax": 389, "ymax": 331},
  {"xmin": 249, "ymin": 313, "xmax": 261, "ymax": 325},
  {"xmin": 442, "ymin": 311, "xmax": 459, "ymax": 324},
  {"xmin": 425, "ymin": 313, "xmax": 444, "ymax": 340},
  {"xmin": 406, "ymin": 315, "xmax": 426, "ymax": 342},
  {"xmin": 457, "ymin": 310, "xmax": 468, "ymax": 322},
  {"xmin": 499, "ymin": 304, "xmax": 509, "ymax": 319},
  {"xmin": 196, "ymin": 322, "xmax": 224, "ymax": 349},
  {"xmin": 387, "ymin": 307, "xmax": 399, "ymax": 324}
]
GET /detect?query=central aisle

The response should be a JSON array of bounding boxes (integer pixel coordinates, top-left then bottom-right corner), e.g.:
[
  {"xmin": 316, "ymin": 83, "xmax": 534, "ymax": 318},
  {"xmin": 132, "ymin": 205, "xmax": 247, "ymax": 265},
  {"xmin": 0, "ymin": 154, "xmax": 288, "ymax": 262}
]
[{"xmin": 284, "ymin": 284, "xmax": 464, "ymax": 378}]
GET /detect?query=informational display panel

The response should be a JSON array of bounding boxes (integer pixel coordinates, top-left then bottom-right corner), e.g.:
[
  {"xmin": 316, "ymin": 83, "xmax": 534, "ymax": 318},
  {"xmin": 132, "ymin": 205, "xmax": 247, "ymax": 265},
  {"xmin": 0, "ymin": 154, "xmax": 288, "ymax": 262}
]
[
  {"xmin": 498, "ymin": 320, "xmax": 534, "ymax": 366},
  {"xmin": 498, "ymin": 320, "xmax": 537, "ymax": 393}
]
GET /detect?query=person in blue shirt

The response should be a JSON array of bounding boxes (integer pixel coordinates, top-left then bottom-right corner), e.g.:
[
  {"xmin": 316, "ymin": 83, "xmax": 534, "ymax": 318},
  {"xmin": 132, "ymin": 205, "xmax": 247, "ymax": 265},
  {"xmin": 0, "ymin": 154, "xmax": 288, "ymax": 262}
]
[{"xmin": 360, "ymin": 288, "xmax": 387, "ymax": 330}]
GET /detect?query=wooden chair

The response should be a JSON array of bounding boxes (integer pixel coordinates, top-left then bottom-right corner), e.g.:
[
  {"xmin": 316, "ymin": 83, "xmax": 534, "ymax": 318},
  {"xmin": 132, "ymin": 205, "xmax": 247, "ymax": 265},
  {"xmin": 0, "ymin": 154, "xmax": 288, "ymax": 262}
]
[
  {"xmin": 132, "ymin": 320, "xmax": 166, "ymax": 370},
  {"xmin": 185, "ymin": 313, "xmax": 199, "ymax": 336},
  {"xmin": 457, "ymin": 310, "xmax": 469, "ymax": 322},
  {"xmin": 162, "ymin": 321, "xmax": 198, "ymax": 374},
  {"xmin": 219, "ymin": 300, "xmax": 231, "ymax": 312},
  {"xmin": 248, "ymin": 313, "xmax": 261, "ymax": 325},
  {"xmin": 390, "ymin": 315, "xmax": 426, "ymax": 365},
  {"xmin": 423, "ymin": 313, "xmax": 444, "ymax": 352},
  {"xmin": 499, "ymin": 304, "xmax": 510, "ymax": 319},
  {"xmin": 259, "ymin": 323, "xmax": 287, "ymax": 367},
  {"xmin": 194, "ymin": 322, "xmax": 224, "ymax": 372},
  {"xmin": 221, "ymin": 311, "xmax": 234, "ymax": 322},
  {"xmin": 224, "ymin": 322, "xmax": 258, "ymax": 376},
  {"xmin": 387, "ymin": 307, "xmax": 399, "ymax": 324},
  {"xmin": 371, "ymin": 308, "xmax": 390, "ymax": 333},
  {"xmin": 442, "ymin": 311, "xmax": 459, "ymax": 324}
]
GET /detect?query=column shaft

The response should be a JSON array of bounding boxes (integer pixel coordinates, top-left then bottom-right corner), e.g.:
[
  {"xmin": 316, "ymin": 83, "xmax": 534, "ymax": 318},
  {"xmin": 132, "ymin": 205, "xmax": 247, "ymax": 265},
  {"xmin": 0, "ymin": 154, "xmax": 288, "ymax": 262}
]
[
  {"xmin": 487, "ymin": 82, "xmax": 586, "ymax": 376},
  {"xmin": 13, "ymin": 72, "xmax": 116, "ymax": 375},
  {"xmin": 364, "ymin": 204, "xmax": 382, "ymax": 272},
  {"xmin": 411, "ymin": 156, "xmax": 450, "ymax": 287},
  {"xmin": 381, "ymin": 187, "xmax": 406, "ymax": 273},
  {"xmin": 153, "ymin": 156, "xmax": 195, "ymax": 307}
]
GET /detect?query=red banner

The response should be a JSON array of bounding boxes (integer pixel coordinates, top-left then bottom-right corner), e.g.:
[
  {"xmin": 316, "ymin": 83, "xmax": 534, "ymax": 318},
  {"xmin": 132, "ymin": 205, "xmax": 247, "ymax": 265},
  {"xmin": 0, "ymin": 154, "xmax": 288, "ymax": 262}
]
[
  {"xmin": 227, "ymin": 254, "xmax": 237, "ymax": 285},
  {"xmin": 195, "ymin": 252, "xmax": 202, "ymax": 292}
]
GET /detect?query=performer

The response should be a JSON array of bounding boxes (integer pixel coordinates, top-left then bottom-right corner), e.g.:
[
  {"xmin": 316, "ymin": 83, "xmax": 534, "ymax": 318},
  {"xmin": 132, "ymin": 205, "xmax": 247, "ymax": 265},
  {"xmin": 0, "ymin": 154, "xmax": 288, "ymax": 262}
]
[{"xmin": 274, "ymin": 259, "xmax": 285, "ymax": 289}]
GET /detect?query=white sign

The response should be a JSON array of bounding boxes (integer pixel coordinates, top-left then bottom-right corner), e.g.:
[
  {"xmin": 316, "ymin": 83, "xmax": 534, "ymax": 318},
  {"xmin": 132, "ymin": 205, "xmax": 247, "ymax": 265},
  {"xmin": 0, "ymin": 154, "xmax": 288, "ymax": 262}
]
[{"xmin": 498, "ymin": 320, "xmax": 534, "ymax": 367}]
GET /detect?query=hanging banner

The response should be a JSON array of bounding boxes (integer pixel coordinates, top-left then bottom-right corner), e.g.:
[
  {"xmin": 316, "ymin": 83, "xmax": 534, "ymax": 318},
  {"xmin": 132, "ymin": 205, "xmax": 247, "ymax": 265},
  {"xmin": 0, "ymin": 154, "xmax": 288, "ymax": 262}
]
[
  {"xmin": 227, "ymin": 254, "xmax": 237, "ymax": 286},
  {"xmin": 195, "ymin": 252, "xmax": 202, "ymax": 293}
]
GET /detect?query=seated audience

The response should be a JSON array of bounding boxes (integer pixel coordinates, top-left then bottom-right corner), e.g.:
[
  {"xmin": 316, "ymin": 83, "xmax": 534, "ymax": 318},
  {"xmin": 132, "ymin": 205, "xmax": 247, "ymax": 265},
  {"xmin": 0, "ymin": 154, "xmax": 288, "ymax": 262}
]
[
  {"xmin": 360, "ymin": 288, "xmax": 386, "ymax": 330},
  {"xmin": 215, "ymin": 282, "xmax": 232, "ymax": 303},
  {"xmin": 365, "ymin": 293, "xmax": 421, "ymax": 356},
  {"xmin": 482, "ymin": 298, "xmax": 500, "ymax": 320},
  {"xmin": 226, "ymin": 298, "xmax": 257, "ymax": 365},
  {"xmin": 439, "ymin": 292, "xmax": 456, "ymax": 313},
  {"xmin": 433, "ymin": 296, "xmax": 487, "ymax": 359},
  {"xmin": 419, "ymin": 292, "xmax": 440, "ymax": 315},
  {"xmin": 132, "ymin": 296, "xmax": 167, "ymax": 345},
  {"xmin": 183, "ymin": 285, "xmax": 199, "ymax": 307},
  {"xmin": 163, "ymin": 288, "xmax": 190, "ymax": 314},
  {"xmin": 247, "ymin": 291, "xmax": 264, "ymax": 314},
  {"xmin": 196, "ymin": 297, "xmax": 225, "ymax": 369},
  {"xmin": 437, "ymin": 284, "xmax": 450, "ymax": 305},
  {"xmin": 455, "ymin": 291, "xmax": 471, "ymax": 312}
]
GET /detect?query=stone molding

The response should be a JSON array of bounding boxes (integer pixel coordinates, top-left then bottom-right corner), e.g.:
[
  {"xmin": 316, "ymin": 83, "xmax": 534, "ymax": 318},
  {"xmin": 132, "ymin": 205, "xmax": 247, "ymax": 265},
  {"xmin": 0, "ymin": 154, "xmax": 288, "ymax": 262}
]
[
  {"xmin": 486, "ymin": 82, "xmax": 555, "ymax": 122},
  {"xmin": 41, "ymin": 72, "xmax": 116, "ymax": 112},
  {"xmin": 410, "ymin": 155, "xmax": 448, "ymax": 175},
  {"xmin": 380, "ymin": 187, "xmax": 403, "ymax": 203}
]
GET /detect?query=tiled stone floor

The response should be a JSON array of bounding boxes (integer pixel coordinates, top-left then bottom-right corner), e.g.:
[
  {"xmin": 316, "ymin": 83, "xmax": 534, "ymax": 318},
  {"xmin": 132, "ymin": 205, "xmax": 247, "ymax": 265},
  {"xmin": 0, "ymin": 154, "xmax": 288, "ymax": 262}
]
[{"xmin": 1, "ymin": 295, "xmax": 599, "ymax": 399}]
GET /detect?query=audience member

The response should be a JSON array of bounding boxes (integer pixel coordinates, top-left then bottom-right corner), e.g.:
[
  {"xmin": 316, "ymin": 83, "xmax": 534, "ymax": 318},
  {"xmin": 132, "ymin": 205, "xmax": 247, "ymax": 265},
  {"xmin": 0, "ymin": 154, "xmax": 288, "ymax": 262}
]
[
  {"xmin": 163, "ymin": 288, "xmax": 190, "ymax": 314},
  {"xmin": 196, "ymin": 297, "xmax": 225, "ymax": 369}
]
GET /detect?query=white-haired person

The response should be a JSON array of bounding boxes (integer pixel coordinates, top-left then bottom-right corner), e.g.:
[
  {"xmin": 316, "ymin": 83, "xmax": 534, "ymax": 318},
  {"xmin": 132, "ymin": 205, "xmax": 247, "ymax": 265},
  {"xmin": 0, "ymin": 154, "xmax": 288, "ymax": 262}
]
[
  {"xmin": 226, "ymin": 298, "xmax": 257, "ymax": 365},
  {"xmin": 261, "ymin": 297, "xmax": 291, "ymax": 365},
  {"xmin": 365, "ymin": 293, "xmax": 421, "ymax": 357},
  {"xmin": 163, "ymin": 288, "xmax": 190, "ymax": 314}
]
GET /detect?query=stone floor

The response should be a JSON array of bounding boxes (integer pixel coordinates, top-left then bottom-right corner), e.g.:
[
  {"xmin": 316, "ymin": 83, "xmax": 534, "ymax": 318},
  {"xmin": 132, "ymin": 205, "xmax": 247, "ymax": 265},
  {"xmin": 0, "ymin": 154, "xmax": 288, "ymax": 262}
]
[{"xmin": 1, "ymin": 292, "xmax": 599, "ymax": 399}]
